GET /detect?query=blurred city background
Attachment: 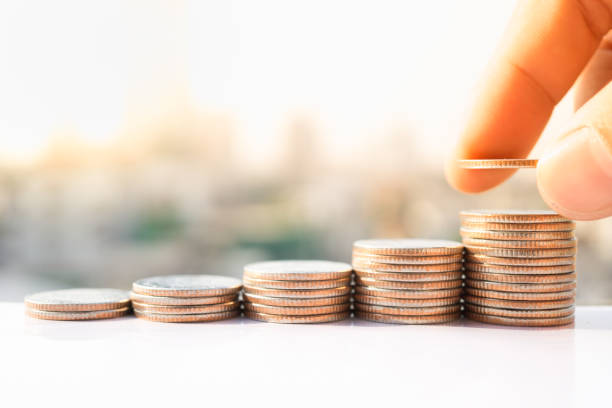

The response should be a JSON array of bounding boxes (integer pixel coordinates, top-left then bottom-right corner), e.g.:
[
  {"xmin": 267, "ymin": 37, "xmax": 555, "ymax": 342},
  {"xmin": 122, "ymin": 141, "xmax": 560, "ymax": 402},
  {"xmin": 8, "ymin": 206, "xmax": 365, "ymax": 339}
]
[{"xmin": 1, "ymin": 0, "xmax": 610, "ymax": 303}]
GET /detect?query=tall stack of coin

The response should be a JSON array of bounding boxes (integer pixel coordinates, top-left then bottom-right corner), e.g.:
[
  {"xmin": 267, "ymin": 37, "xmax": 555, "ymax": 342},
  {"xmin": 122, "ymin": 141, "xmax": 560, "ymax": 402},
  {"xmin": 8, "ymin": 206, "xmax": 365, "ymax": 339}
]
[
  {"xmin": 242, "ymin": 260, "xmax": 352, "ymax": 323},
  {"xmin": 352, "ymin": 239, "xmax": 463, "ymax": 324},
  {"xmin": 130, "ymin": 275, "xmax": 241, "ymax": 323},
  {"xmin": 460, "ymin": 210, "xmax": 577, "ymax": 327},
  {"xmin": 25, "ymin": 288, "xmax": 131, "ymax": 320}
]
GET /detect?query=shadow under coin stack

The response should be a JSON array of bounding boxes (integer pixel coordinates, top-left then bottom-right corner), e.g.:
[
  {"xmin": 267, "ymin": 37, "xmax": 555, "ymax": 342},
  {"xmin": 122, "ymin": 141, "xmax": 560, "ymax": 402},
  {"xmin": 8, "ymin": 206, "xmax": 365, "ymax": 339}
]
[
  {"xmin": 242, "ymin": 260, "xmax": 352, "ymax": 323},
  {"xmin": 352, "ymin": 239, "xmax": 464, "ymax": 324},
  {"xmin": 130, "ymin": 275, "xmax": 241, "ymax": 323},
  {"xmin": 460, "ymin": 210, "xmax": 577, "ymax": 327},
  {"xmin": 24, "ymin": 288, "xmax": 131, "ymax": 321}
]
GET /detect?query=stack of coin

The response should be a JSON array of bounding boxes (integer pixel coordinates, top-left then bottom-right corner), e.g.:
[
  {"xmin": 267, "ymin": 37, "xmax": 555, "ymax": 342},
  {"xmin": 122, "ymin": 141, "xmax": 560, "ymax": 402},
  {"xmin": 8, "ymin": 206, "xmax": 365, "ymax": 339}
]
[
  {"xmin": 25, "ymin": 288, "xmax": 131, "ymax": 321},
  {"xmin": 460, "ymin": 210, "xmax": 577, "ymax": 327},
  {"xmin": 242, "ymin": 260, "xmax": 352, "ymax": 323},
  {"xmin": 130, "ymin": 275, "xmax": 241, "ymax": 323},
  {"xmin": 352, "ymin": 239, "xmax": 463, "ymax": 324}
]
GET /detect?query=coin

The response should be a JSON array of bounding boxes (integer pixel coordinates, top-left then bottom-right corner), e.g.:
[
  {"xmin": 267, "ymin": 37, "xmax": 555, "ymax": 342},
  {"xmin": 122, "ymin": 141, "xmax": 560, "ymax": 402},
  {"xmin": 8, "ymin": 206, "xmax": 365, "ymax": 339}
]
[
  {"xmin": 134, "ymin": 309, "xmax": 240, "ymax": 323},
  {"xmin": 351, "ymin": 253, "xmax": 463, "ymax": 265},
  {"xmin": 355, "ymin": 277, "xmax": 462, "ymax": 290},
  {"xmin": 465, "ymin": 246, "xmax": 577, "ymax": 258},
  {"xmin": 244, "ymin": 311, "xmax": 349, "ymax": 324},
  {"xmin": 465, "ymin": 279, "xmax": 576, "ymax": 293},
  {"xmin": 457, "ymin": 159, "xmax": 538, "ymax": 169},
  {"xmin": 352, "ymin": 261, "xmax": 463, "ymax": 273},
  {"xmin": 460, "ymin": 228, "xmax": 574, "ymax": 241},
  {"xmin": 465, "ymin": 271, "xmax": 576, "ymax": 284},
  {"xmin": 26, "ymin": 307, "xmax": 130, "ymax": 321},
  {"xmin": 461, "ymin": 220, "xmax": 575, "ymax": 232},
  {"xmin": 243, "ymin": 285, "xmax": 351, "ymax": 298},
  {"xmin": 464, "ymin": 311, "xmax": 574, "ymax": 327},
  {"xmin": 354, "ymin": 303, "xmax": 461, "ymax": 316},
  {"xmin": 354, "ymin": 294, "xmax": 461, "ymax": 307},
  {"xmin": 243, "ymin": 302, "xmax": 349, "ymax": 316},
  {"xmin": 132, "ymin": 301, "xmax": 238, "ymax": 314},
  {"xmin": 352, "ymin": 239, "xmax": 463, "ymax": 256},
  {"xmin": 464, "ymin": 295, "xmax": 575, "ymax": 310},
  {"xmin": 354, "ymin": 269, "xmax": 463, "ymax": 282},
  {"xmin": 463, "ymin": 287, "xmax": 575, "ymax": 301},
  {"xmin": 463, "ymin": 237, "xmax": 576, "ymax": 249},
  {"xmin": 355, "ymin": 311, "xmax": 460, "ymax": 324},
  {"xmin": 465, "ymin": 254, "xmax": 576, "ymax": 266},
  {"xmin": 243, "ymin": 260, "xmax": 352, "ymax": 281},
  {"xmin": 355, "ymin": 285, "xmax": 463, "ymax": 299},
  {"xmin": 460, "ymin": 210, "xmax": 569, "ymax": 223},
  {"xmin": 243, "ymin": 276, "xmax": 350, "ymax": 290},
  {"xmin": 464, "ymin": 262, "xmax": 574, "ymax": 275},
  {"xmin": 129, "ymin": 292, "xmax": 237, "ymax": 306},
  {"xmin": 242, "ymin": 292, "xmax": 351, "ymax": 307},
  {"xmin": 24, "ymin": 288, "xmax": 130, "ymax": 312},
  {"xmin": 464, "ymin": 304, "xmax": 575, "ymax": 318},
  {"xmin": 132, "ymin": 275, "xmax": 242, "ymax": 297}
]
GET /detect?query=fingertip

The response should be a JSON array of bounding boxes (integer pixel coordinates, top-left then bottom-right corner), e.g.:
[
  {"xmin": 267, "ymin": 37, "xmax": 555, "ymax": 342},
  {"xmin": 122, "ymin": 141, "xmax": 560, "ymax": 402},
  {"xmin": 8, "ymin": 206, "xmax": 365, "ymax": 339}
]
[{"xmin": 445, "ymin": 154, "xmax": 517, "ymax": 194}]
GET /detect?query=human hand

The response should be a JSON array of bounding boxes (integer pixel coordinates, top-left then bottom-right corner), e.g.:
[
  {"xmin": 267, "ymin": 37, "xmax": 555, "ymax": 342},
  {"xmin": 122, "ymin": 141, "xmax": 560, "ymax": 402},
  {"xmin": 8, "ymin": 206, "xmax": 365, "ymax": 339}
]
[{"xmin": 445, "ymin": 0, "xmax": 612, "ymax": 220}]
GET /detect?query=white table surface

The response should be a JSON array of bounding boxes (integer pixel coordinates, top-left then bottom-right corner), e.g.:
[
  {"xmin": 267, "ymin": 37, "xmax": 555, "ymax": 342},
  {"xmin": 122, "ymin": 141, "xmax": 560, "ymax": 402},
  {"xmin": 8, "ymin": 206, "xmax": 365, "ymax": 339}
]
[{"xmin": 2, "ymin": 302, "xmax": 611, "ymax": 408}]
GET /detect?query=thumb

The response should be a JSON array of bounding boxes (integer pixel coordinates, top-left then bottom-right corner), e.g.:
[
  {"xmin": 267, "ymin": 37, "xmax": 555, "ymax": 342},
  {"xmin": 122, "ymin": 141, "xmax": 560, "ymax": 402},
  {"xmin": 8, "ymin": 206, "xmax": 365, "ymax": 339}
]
[{"xmin": 537, "ymin": 83, "xmax": 612, "ymax": 221}]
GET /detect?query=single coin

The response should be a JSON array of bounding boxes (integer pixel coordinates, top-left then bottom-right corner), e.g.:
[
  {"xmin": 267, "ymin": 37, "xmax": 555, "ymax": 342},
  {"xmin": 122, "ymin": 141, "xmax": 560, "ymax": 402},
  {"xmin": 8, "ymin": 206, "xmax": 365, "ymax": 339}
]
[
  {"xmin": 244, "ymin": 311, "xmax": 349, "ymax": 324},
  {"xmin": 352, "ymin": 239, "xmax": 463, "ymax": 256},
  {"xmin": 464, "ymin": 295, "xmax": 575, "ymax": 310},
  {"xmin": 132, "ymin": 275, "xmax": 242, "ymax": 297},
  {"xmin": 243, "ymin": 285, "xmax": 351, "ymax": 299},
  {"xmin": 355, "ymin": 285, "xmax": 463, "ymax": 299},
  {"xmin": 243, "ymin": 292, "xmax": 350, "ymax": 307},
  {"xmin": 354, "ymin": 294, "xmax": 461, "ymax": 307},
  {"xmin": 464, "ymin": 262, "xmax": 574, "ymax": 275},
  {"xmin": 24, "ymin": 288, "xmax": 130, "ymax": 312},
  {"xmin": 463, "ymin": 237, "xmax": 576, "ymax": 249},
  {"xmin": 461, "ymin": 220, "xmax": 575, "ymax": 232},
  {"xmin": 460, "ymin": 210, "xmax": 569, "ymax": 223},
  {"xmin": 134, "ymin": 309, "xmax": 240, "ymax": 323},
  {"xmin": 464, "ymin": 304, "xmax": 575, "ymax": 318},
  {"xmin": 465, "ymin": 254, "xmax": 576, "ymax": 267},
  {"xmin": 355, "ymin": 311, "xmax": 460, "ymax": 324},
  {"xmin": 355, "ymin": 277, "xmax": 462, "ymax": 290},
  {"xmin": 129, "ymin": 292, "xmax": 237, "ymax": 306},
  {"xmin": 465, "ymin": 271, "xmax": 576, "ymax": 284},
  {"xmin": 465, "ymin": 246, "xmax": 577, "ymax": 258},
  {"xmin": 354, "ymin": 269, "xmax": 462, "ymax": 282},
  {"xmin": 351, "ymin": 253, "xmax": 463, "ymax": 265},
  {"xmin": 242, "ymin": 276, "xmax": 350, "ymax": 290},
  {"xmin": 354, "ymin": 303, "xmax": 461, "ymax": 316},
  {"xmin": 243, "ymin": 260, "xmax": 352, "ymax": 281},
  {"xmin": 460, "ymin": 228, "xmax": 574, "ymax": 241},
  {"xmin": 457, "ymin": 159, "xmax": 538, "ymax": 169},
  {"xmin": 464, "ymin": 287, "xmax": 575, "ymax": 301},
  {"xmin": 352, "ymin": 261, "xmax": 463, "ymax": 273},
  {"xmin": 464, "ymin": 311, "xmax": 574, "ymax": 327},
  {"xmin": 465, "ymin": 279, "xmax": 576, "ymax": 293},
  {"xmin": 132, "ymin": 301, "xmax": 238, "ymax": 314},
  {"xmin": 243, "ymin": 302, "xmax": 349, "ymax": 316},
  {"xmin": 26, "ymin": 307, "xmax": 130, "ymax": 321}
]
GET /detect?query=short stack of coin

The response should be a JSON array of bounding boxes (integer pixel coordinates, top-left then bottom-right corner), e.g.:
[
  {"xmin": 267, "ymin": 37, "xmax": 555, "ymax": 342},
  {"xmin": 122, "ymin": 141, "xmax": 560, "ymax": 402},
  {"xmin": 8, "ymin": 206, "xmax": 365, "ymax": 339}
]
[
  {"xmin": 25, "ymin": 288, "xmax": 131, "ymax": 321},
  {"xmin": 242, "ymin": 260, "xmax": 352, "ymax": 323},
  {"xmin": 130, "ymin": 275, "xmax": 241, "ymax": 323},
  {"xmin": 460, "ymin": 210, "xmax": 577, "ymax": 327},
  {"xmin": 352, "ymin": 239, "xmax": 463, "ymax": 324}
]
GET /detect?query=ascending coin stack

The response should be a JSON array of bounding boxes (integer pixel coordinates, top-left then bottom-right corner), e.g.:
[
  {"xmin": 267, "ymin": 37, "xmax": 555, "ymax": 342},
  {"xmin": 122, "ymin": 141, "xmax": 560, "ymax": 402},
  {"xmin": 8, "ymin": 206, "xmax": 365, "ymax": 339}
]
[
  {"xmin": 460, "ymin": 210, "xmax": 577, "ymax": 327},
  {"xmin": 351, "ymin": 239, "xmax": 463, "ymax": 324},
  {"xmin": 25, "ymin": 288, "xmax": 131, "ymax": 321},
  {"xmin": 242, "ymin": 260, "xmax": 352, "ymax": 323},
  {"xmin": 130, "ymin": 275, "xmax": 242, "ymax": 323}
]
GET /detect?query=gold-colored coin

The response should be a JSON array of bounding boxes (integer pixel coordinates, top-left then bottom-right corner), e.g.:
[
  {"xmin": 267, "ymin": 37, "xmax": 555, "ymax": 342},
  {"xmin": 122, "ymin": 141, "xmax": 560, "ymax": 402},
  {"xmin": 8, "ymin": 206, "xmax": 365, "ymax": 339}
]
[
  {"xmin": 465, "ymin": 271, "xmax": 576, "ymax": 284},
  {"xmin": 464, "ymin": 262, "xmax": 574, "ymax": 275},
  {"xmin": 355, "ymin": 311, "xmax": 460, "ymax": 324},
  {"xmin": 465, "ymin": 246, "xmax": 577, "ymax": 258},
  {"xmin": 243, "ymin": 260, "xmax": 352, "ymax": 281},
  {"xmin": 354, "ymin": 269, "xmax": 463, "ymax": 282},
  {"xmin": 461, "ymin": 220, "xmax": 575, "ymax": 232},
  {"xmin": 129, "ymin": 292, "xmax": 237, "ymax": 306},
  {"xmin": 26, "ymin": 307, "xmax": 130, "ymax": 321},
  {"xmin": 243, "ymin": 302, "xmax": 349, "ymax": 316},
  {"xmin": 352, "ymin": 239, "xmax": 463, "ymax": 256},
  {"xmin": 464, "ymin": 304, "xmax": 575, "ymax": 319},
  {"xmin": 351, "ymin": 253, "xmax": 463, "ymax": 265},
  {"xmin": 355, "ymin": 285, "xmax": 463, "ymax": 299},
  {"xmin": 464, "ymin": 287, "xmax": 575, "ymax": 301},
  {"xmin": 132, "ymin": 275, "xmax": 242, "ymax": 297},
  {"xmin": 354, "ymin": 294, "xmax": 461, "ymax": 307},
  {"xmin": 460, "ymin": 228, "xmax": 574, "ymax": 241},
  {"xmin": 134, "ymin": 309, "xmax": 240, "ymax": 323},
  {"xmin": 457, "ymin": 159, "xmax": 538, "ymax": 169},
  {"xmin": 354, "ymin": 303, "xmax": 461, "ymax": 316},
  {"xmin": 464, "ymin": 311, "xmax": 574, "ymax": 327},
  {"xmin": 352, "ymin": 261, "xmax": 463, "ymax": 273},
  {"xmin": 243, "ymin": 285, "xmax": 351, "ymax": 299},
  {"xmin": 242, "ymin": 292, "xmax": 351, "ymax": 307},
  {"xmin": 464, "ymin": 295, "xmax": 575, "ymax": 310},
  {"xmin": 24, "ymin": 288, "xmax": 130, "ymax": 312},
  {"xmin": 460, "ymin": 210, "xmax": 569, "ymax": 223},
  {"xmin": 244, "ymin": 311, "xmax": 349, "ymax": 324},
  {"xmin": 242, "ymin": 276, "xmax": 349, "ymax": 290},
  {"xmin": 465, "ymin": 279, "xmax": 576, "ymax": 293},
  {"xmin": 465, "ymin": 254, "xmax": 575, "ymax": 266},
  {"xmin": 132, "ymin": 301, "xmax": 238, "ymax": 315},
  {"xmin": 355, "ymin": 276, "xmax": 462, "ymax": 290},
  {"xmin": 463, "ymin": 237, "xmax": 576, "ymax": 249}
]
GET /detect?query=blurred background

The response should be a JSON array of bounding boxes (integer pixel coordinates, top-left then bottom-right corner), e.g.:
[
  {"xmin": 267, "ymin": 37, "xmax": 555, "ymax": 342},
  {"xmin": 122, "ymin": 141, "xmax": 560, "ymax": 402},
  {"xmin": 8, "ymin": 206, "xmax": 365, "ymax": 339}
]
[{"xmin": 0, "ymin": 0, "xmax": 610, "ymax": 303}]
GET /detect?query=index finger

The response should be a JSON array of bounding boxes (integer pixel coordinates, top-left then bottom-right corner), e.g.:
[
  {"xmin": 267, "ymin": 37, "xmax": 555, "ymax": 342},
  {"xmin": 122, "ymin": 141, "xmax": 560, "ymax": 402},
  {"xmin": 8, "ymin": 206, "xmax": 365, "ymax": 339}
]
[{"xmin": 446, "ymin": 0, "xmax": 612, "ymax": 193}]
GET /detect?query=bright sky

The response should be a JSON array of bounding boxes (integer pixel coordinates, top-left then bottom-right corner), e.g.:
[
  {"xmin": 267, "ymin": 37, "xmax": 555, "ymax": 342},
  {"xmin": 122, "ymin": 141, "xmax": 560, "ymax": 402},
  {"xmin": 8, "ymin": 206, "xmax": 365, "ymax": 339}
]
[{"xmin": 0, "ymin": 0, "xmax": 525, "ymax": 165}]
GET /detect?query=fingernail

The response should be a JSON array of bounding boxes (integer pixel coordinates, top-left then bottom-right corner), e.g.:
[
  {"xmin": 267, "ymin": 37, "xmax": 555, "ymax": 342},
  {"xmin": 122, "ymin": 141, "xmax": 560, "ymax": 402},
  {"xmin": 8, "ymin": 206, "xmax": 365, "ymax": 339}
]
[{"xmin": 537, "ymin": 127, "xmax": 612, "ymax": 220}]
